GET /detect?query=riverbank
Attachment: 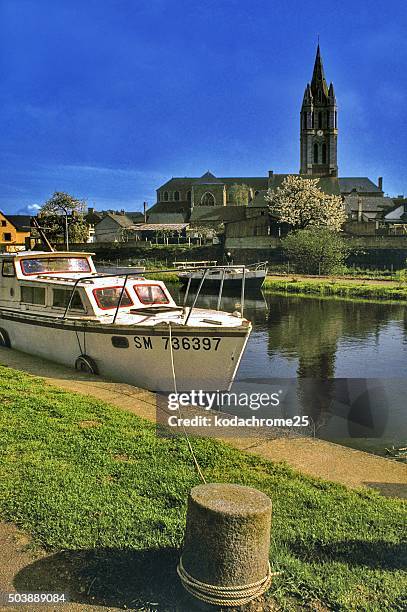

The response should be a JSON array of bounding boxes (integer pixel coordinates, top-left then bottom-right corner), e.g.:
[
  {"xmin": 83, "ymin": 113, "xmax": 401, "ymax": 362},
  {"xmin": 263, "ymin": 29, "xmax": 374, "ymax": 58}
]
[
  {"xmin": 0, "ymin": 358, "xmax": 405, "ymax": 610},
  {"xmin": 263, "ymin": 274, "xmax": 407, "ymax": 300}
]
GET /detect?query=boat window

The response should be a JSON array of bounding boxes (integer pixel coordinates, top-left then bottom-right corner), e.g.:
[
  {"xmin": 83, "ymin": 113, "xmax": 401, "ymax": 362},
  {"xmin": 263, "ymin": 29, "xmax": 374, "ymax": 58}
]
[
  {"xmin": 21, "ymin": 286, "xmax": 46, "ymax": 305},
  {"xmin": 52, "ymin": 288, "xmax": 85, "ymax": 310},
  {"xmin": 134, "ymin": 284, "xmax": 169, "ymax": 305},
  {"xmin": 93, "ymin": 287, "xmax": 133, "ymax": 310},
  {"xmin": 21, "ymin": 257, "xmax": 91, "ymax": 275},
  {"xmin": 2, "ymin": 260, "xmax": 15, "ymax": 277}
]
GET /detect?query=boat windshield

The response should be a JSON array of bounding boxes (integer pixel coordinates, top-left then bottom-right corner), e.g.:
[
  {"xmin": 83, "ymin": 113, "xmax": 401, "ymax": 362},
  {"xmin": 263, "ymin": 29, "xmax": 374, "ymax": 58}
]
[
  {"xmin": 93, "ymin": 287, "xmax": 133, "ymax": 310},
  {"xmin": 21, "ymin": 257, "xmax": 91, "ymax": 276},
  {"xmin": 134, "ymin": 284, "xmax": 169, "ymax": 305}
]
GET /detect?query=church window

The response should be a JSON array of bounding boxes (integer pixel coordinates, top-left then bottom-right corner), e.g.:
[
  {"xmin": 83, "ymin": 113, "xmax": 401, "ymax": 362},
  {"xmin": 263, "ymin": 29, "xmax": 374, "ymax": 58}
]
[
  {"xmin": 318, "ymin": 111, "xmax": 322, "ymax": 129},
  {"xmin": 313, "ymin": 143, "xmax": 318, "ymax": 163},
  {"xmin": 322, "ymin": 143, "xmax": 327, "ymax": 164},
  {"xmin": 163, "ymin": 191, "xmax": 169, "ymax": 201},
  {"xmin": 335, "ymin": 111, "xmax": 337, "ymax": 128},
  {"xmin": 174, "ymin": 191, "xmax": 180, "ymax": 201},
  {"xmin": 187, "ymin": 191, "xmax": 191, "ymax": 202},
  {"xmin": 311, "ymin": 112, "xmax": 314, "ymax": 128},
  {"xmin": 201, "ymin": 192, "xmax": 216, "ymax": 206}
]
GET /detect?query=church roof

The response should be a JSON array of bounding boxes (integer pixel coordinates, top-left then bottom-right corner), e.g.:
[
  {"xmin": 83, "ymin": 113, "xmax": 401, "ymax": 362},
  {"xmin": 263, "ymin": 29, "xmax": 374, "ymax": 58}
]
[
  {"xmin": 196, "ymin": 171, "xmax": 222, "ymax": 184},
  {"xmin": 158, "ymin": 175, "xmax": 268, "ymax": 190},
  {"xmin": 268, "ymin": 174, "xmax": 341, "ymax": 196}
]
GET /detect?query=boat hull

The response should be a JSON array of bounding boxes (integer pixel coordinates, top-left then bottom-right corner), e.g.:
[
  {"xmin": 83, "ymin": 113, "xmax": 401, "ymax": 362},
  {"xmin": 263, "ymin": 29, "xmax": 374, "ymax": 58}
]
[
  {"xmin": 0, "ymin": 310, "xmax": 250, "ymax": 392},
  {"xmin": 179, "ymin": 274, "xmax": 265, "ymax": 293}
]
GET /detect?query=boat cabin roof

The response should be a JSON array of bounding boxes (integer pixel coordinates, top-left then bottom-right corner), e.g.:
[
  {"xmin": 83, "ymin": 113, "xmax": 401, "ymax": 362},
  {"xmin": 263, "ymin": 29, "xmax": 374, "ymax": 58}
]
[{"xmin": 0, "ymin": 251, "xmax": 95, "ymax": 259}]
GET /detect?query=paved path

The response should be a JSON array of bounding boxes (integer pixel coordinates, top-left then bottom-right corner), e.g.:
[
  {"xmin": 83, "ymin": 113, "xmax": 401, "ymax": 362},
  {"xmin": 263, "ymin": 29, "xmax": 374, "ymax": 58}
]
[{"xmin": 1, "ymin": 346, "xmax": 405, "ymax": 498}]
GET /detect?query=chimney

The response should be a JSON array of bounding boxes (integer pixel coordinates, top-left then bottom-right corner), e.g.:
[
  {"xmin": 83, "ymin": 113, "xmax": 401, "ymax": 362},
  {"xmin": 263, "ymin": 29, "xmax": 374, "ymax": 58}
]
[
  {"xmin": 143, "ymin": 201, "xmax": 147, "ymax": 223},
  {"xmin": 378, "ymin": 177, "xmax": 383, "ymax": 191},
  {"xmin": 357, "ymin": 197, "xmax": 363, "ymax": 223}
]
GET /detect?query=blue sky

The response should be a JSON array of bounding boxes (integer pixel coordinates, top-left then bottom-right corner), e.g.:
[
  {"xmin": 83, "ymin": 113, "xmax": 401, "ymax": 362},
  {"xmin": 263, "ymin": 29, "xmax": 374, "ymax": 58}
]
[{"xmin": 1, "ymin": 0, "xmax": 406, "ymax": 214}]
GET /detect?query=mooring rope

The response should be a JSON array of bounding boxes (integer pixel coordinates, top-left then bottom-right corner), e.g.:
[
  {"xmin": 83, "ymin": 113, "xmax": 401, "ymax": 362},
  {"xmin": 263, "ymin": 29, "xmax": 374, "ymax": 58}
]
[
  {"xmin": 167, "ymin": 322, "xmax": 207, "ymax": 484},
  {"xmin": 177, "ymin": 556, "xmax": 277, "ymax": 606}
]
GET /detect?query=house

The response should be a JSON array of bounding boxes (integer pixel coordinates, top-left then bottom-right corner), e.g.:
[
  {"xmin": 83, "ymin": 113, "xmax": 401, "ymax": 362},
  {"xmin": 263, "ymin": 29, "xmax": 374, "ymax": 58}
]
[
  {"xmin": 343, "ymin": 193, "xmax": 394, "ymax": 223},
  {"xmin": 0, "ymin": 212, "xmax": 31, "ymax": 251},
  {"xmin": 93, "ymin": 213, "xmax": 140, "ymax": 243}
]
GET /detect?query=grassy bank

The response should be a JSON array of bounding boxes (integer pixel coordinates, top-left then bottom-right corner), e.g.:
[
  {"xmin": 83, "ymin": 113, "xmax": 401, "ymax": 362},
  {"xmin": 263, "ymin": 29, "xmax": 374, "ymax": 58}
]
[
  {"xmin": 263, "ymin": 276, "xmax": 407, "ymax": 301},
  {"xmin": 144, "ymin": 271, "xmax": 407, "ymax": 302},
  {"xmin": 0, "ymin": 367, "xmax": 405, "ymax": 610}
]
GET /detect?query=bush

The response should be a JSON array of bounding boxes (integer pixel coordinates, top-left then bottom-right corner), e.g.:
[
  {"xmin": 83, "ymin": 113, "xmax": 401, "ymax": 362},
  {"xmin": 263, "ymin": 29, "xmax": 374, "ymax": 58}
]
[{"xmin": 282, "ymin": 228, "xmax": 349, "ymax": 275}]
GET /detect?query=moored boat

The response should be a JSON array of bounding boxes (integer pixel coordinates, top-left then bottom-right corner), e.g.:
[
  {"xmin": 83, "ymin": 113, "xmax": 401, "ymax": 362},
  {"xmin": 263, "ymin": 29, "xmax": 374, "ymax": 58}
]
[
  {"xmin": 178, "ymin": 262, "xmax": 268, "ymax": 293},
  {"xmin": 0, "ymin": 251, "xmax": 251, "ymax": 392}
]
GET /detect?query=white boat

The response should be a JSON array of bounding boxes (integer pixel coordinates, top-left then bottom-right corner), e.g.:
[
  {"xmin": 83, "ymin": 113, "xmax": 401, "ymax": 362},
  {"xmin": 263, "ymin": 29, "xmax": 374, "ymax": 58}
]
[{"xmin": 0, "ymin": 251, "xmax": 251, "ymax": 392}]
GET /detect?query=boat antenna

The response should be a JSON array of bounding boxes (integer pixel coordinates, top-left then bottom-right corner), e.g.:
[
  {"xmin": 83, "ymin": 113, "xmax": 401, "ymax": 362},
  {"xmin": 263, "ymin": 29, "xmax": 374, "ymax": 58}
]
[{"xmin": 31, "ymin": 217, "xmax": 55, "ymax": 252}]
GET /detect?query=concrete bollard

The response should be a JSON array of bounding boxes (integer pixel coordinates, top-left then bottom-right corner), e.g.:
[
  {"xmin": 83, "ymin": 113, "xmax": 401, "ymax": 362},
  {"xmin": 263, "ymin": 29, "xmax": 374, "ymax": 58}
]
[{"xmin": 177, "ymin": 483, "xmax": 272, "ymax": 608}]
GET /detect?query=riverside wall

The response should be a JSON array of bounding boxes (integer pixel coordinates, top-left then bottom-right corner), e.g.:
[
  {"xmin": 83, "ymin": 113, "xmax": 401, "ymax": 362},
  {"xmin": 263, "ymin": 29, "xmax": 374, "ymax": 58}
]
[{"xmin": 63, "ymin": 237, "xmax": 407, "ymax": 268}]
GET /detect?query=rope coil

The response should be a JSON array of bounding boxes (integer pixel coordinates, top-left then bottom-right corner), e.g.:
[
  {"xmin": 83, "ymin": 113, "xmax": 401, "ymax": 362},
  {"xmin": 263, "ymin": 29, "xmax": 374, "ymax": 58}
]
[{"xmin": 177, "ymin": 556, "xmax": 275, "ymax": 606}]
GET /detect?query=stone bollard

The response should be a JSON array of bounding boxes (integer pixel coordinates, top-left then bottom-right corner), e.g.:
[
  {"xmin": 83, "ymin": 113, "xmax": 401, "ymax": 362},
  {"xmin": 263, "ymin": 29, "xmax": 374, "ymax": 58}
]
[{"xmin": 177, "ymin": 483, "xmax": 272, "ymax": 608}]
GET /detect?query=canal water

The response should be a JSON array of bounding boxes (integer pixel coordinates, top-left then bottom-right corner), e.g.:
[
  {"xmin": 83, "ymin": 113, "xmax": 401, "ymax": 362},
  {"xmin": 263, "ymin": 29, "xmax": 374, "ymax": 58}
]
[{"xmin": 171, "ymin": 285, "xmax": 407, "ymax": 454}]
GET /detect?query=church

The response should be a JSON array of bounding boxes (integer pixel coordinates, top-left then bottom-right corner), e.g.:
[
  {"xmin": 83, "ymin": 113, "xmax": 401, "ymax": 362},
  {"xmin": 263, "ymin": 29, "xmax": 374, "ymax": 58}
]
[{"xmin": 146, "ymin": 45, "xmax": 391, "ymax": 227}]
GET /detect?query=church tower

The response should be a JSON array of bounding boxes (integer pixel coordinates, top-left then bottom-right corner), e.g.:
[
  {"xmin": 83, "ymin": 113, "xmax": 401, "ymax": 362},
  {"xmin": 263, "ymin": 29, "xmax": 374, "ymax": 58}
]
[{"xmin": 300, "ymin": 45, "xmax": 338, "ymax": 177}]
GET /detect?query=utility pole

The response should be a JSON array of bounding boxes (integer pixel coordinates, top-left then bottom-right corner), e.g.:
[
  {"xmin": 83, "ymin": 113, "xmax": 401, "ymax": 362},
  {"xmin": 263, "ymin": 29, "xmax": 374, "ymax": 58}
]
[{"xmin": 64, "ymin": 210, "xmax": 69, "ymax": 251}]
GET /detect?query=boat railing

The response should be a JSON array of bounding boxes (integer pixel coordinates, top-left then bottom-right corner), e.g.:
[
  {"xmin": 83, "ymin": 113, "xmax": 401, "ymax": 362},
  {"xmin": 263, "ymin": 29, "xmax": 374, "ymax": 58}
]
[
  {"xmin": 246, "ymin": 261, "xmax": 268, "ymax": 271},
  {"xmin": 61, "ymin": 264, "xmax": 252, "ymax": 324}
]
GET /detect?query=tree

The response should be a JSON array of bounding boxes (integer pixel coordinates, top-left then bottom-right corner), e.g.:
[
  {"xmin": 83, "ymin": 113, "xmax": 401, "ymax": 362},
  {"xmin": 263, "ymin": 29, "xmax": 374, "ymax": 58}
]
[
  {"xmin": 265, "ymin": 175, "xmax": 346, "ymax": 231},
  {"xmin": 228, "ymin": 183, "xmax": 250, "ymax": 206},
  {"xmin": 38, "ymin": 192, "xmax": 88, "ymax": 248},
  {"xmin": 281, "ymin": 227, "xmax": 350, "ymax": 275}
]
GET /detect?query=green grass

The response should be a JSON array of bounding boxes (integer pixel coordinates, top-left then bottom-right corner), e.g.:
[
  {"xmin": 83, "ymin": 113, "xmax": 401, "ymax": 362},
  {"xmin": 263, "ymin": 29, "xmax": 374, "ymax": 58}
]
[
  {"xmin": 0, "ymin": 366, "xmax": 405, "ymax": 611},
  {"xmin": 263, "ymin": 277, "xmax": 407, "ymax": 301},
  {"xmin": 143, "ymin": 271, "xmax": 181, "ymax": 283}
]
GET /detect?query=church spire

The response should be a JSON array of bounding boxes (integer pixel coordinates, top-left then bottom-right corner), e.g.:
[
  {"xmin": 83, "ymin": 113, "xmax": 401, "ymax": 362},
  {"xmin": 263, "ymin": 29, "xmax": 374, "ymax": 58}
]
[
  {"xmin": 300, "ymin": 43, "xmax": 338, "ymax": 177},
  {"xmin": 311, "ymin": 44, "xmax": 329, "ymax": 98}
]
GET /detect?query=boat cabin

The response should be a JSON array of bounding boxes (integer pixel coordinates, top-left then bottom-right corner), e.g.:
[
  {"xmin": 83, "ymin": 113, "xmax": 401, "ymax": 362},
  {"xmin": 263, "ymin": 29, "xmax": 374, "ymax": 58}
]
[{"xmin": 0, "ymin": 251, "xmax": 176, "ymax": 318}]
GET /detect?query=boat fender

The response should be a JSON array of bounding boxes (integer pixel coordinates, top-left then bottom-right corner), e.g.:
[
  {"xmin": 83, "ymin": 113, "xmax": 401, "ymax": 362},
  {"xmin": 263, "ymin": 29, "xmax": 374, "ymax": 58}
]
[
  {"xmin": 75, "ymin": 355, "xmax": 98, "ymax": 375},
  {"xmin": 0, "ymin": 327, "xmax": 11, "ymax": 348}
]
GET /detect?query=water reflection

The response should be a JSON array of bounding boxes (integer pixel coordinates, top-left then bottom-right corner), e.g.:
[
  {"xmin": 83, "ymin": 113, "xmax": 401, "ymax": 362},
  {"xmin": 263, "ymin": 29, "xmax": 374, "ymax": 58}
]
[{"xmin": 170, "ymin": 286, "xmax": 406, "ymax": 450}]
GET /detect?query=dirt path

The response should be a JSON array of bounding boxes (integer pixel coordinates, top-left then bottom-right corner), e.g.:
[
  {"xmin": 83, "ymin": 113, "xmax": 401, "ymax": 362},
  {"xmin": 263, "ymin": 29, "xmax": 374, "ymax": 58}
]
[{"xmin": 0, "ymin": 522, "xmax": 126, "ymax": 612}]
